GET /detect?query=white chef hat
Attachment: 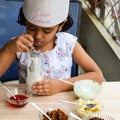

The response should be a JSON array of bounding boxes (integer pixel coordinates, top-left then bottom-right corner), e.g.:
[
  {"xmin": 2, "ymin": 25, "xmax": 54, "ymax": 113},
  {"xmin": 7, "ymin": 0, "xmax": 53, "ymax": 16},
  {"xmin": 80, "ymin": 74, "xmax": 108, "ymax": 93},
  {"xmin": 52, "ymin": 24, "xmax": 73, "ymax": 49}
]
[{"xmin": 23, "ymin": 0, "xmax": 70, "ymax": 27}]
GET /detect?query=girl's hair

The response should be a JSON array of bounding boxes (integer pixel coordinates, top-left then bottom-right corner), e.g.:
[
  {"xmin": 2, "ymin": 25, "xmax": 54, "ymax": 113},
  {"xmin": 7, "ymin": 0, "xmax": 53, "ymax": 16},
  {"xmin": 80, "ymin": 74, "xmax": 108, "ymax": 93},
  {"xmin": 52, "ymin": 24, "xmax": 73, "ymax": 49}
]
[{"xmin": 17, "ymin": 7, "xmax": 73, "ymax": 31}]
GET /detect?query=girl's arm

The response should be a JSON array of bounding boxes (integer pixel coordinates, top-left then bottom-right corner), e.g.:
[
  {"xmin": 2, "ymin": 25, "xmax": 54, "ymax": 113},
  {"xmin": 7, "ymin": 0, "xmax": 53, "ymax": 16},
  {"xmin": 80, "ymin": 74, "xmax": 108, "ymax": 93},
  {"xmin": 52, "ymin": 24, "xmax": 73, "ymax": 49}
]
[
  {"xmin": 55, "ymin": 41, "xmax": 103, "ymax": 92},
  {"xmin": 0, "ymin": 43, "xmax": 16, "ymax": 76},
  {"xmin": 0, "ymin": 34, "xmax": 34, "ymax": 77},
  {"xmin": 65, "ymin": 41, "xmax": 103, "ymax": 85}
]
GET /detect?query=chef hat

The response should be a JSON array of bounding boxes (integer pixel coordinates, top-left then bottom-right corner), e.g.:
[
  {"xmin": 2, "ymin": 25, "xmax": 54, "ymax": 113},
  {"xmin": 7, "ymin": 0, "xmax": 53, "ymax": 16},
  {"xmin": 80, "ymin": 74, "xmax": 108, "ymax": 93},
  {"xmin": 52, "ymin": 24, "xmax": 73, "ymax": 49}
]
[{"xmin": 23, "ymin": 0, "xmax": 70, "ymax": 27}]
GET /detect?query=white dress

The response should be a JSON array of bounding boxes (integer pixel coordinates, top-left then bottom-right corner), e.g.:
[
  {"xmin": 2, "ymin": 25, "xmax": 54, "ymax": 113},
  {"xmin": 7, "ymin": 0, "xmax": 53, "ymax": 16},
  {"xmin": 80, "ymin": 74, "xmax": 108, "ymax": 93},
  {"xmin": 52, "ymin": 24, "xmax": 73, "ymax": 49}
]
[{"xmin": 16, "ymin": 32, "xmax": 77, "ymax": 83}]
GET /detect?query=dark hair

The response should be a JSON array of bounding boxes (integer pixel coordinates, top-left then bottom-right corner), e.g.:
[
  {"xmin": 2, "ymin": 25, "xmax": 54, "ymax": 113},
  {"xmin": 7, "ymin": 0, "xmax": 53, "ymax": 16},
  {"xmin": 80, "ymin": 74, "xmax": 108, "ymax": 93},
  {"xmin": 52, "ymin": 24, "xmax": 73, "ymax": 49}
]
[{"xmin": 17, "ymin": 7, "xmax": 73, "ymax": 31}]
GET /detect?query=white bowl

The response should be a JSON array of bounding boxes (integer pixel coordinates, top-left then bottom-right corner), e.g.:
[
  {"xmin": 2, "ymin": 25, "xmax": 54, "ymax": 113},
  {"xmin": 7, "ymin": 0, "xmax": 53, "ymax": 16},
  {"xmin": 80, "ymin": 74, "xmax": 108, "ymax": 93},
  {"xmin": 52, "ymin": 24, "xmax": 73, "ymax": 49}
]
[
  {"xmin": 39, "ymin": 104, "xmax": 71, "ymax": 120},
  {"xmin": 83, "ymin": 113, "xmax": 115, "ymax": 120},
  {"xmin": 75, "ymin": 98, "xmax": 103, "ymax": 118},
  {"xmin": 74, "ymin": 79, "xmax": 101, "ymax": 99}
]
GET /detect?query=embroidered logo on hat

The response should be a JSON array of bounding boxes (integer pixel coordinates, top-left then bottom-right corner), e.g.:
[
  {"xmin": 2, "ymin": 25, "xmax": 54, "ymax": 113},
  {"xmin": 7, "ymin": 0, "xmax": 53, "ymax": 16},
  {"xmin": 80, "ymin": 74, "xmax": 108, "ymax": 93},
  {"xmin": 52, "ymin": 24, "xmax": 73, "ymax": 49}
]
[{"xmin": 23, "ymin": 0, "xmax": 70, "ymax": 27}]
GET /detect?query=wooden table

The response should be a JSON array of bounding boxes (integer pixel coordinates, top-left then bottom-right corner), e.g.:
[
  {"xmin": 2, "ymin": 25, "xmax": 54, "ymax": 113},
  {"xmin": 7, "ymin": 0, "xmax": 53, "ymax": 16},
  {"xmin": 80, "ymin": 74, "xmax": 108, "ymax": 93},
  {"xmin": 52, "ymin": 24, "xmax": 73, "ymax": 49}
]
[{"xmin": 0, "ymin": 82, "xmax": 120, "ymax": 120}]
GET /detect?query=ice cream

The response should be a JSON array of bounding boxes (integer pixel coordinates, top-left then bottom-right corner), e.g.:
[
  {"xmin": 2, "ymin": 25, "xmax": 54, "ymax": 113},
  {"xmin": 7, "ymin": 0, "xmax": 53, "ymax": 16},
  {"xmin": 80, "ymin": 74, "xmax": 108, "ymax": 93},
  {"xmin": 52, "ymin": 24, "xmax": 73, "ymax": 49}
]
[
  {"xmin": 74, "ymin": 79, "xmax": 101, "ymax": 99},
  {"xmin": 76, "ymin": 98, "xmax": 103, "ymax": 118}
]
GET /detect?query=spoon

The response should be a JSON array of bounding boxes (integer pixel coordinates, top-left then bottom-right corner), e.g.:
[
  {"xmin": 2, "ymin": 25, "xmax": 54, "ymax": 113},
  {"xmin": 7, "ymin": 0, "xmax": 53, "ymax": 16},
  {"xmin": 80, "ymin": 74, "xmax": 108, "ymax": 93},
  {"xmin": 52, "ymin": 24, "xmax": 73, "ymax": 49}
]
[
  {"xmin": 0, "ymin": 81, "xmax": 16, "ymax": 99},
  {"xmin": 69, "ymin": 112, "xmax": 82, "ymax": 120},
  {"xmin": 58, "ymin": 99, "xmax": 96, "ymax": 108},
  {"xmin": 58, "ymin": 100, "xmax": 77, "ymax": 105},
  {"xmin": 31, "ymin": 102, "xmax": 52, "ymax": 120},
  {"xmin": 58, "ymin": 79, "xmax": 74, "ymax": 85},
  {"xmin": 85, "ymin": 103, "xmax": 96, "ymax": 108},
  {"xmin": 29, "ymin": 47, "xmax": 35, "ymax": 57}
]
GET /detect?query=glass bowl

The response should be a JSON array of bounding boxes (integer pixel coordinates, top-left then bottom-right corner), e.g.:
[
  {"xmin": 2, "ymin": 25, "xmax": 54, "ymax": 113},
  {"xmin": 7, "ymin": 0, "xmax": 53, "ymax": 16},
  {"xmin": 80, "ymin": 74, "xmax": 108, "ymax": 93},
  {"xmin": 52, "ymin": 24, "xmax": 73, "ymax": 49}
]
[
  {"xmin": 39, "ymin": 104, "xmax": 71, "ymax": 120},
  {"xmin": 4, "ymin": 86, "xmax": 32, "ymax": 107},
  {"xmin": 75, "ymin": 98, "xmax": 103, "ymax": 118},
  {"xmin": 83, "ymin": 113, "xmax": 115, "ymax": 120},
  {"xmin": 74, "ymin": 79, "xmax": 101, "ymax": 99}
]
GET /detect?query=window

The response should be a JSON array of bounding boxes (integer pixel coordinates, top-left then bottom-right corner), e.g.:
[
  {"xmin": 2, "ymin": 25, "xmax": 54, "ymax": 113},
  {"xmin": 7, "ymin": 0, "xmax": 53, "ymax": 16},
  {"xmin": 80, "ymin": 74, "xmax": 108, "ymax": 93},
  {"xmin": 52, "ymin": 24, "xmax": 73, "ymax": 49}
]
[{"xmin": 83, "ymin": 0, "xmax": 120, "ymax": 46}]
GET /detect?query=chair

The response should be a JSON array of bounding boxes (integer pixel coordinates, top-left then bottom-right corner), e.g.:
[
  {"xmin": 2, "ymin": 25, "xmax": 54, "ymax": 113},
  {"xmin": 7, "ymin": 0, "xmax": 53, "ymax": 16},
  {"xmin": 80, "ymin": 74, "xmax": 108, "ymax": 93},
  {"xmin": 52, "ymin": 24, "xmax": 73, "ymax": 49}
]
[
  {"xmin": 0, "ymin": 0, "xmax": 24, "ymax": 82},
  {"xmin": 68, "ymin": 0, "xmax": 82, "ymax": 77},
  {"xmin": 0, "ymin": 0, "xmax": 82, "ymax": 82}
]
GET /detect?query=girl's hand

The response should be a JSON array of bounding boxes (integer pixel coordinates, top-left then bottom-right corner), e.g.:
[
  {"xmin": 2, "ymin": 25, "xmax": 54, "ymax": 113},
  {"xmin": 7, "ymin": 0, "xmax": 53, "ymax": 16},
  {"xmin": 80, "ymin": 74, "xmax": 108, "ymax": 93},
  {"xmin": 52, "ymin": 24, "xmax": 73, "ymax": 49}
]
[
  {"xmin": 5, "ymin": 34, "xmax": 34, "ymax": 53},
  {"xmin": 32, "ymin": 78, "xmax": 70, "ymax": 96}
]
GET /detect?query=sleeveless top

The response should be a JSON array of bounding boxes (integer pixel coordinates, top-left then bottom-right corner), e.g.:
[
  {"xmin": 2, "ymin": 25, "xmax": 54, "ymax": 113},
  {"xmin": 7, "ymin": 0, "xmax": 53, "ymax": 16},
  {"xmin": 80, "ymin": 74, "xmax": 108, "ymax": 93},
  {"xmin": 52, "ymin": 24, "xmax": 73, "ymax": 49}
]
[{"xmin": 16, "ymin": 32, "xmax": 77, "ymax": 83}]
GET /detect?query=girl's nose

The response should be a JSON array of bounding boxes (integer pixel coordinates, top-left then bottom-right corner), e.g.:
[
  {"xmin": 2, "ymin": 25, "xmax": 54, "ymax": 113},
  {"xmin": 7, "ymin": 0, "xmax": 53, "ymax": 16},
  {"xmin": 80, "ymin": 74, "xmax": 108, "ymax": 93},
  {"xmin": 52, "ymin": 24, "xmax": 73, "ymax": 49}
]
[{"xmin": 34, "ymin": 30, "xmax": 43, "ymax": 40}]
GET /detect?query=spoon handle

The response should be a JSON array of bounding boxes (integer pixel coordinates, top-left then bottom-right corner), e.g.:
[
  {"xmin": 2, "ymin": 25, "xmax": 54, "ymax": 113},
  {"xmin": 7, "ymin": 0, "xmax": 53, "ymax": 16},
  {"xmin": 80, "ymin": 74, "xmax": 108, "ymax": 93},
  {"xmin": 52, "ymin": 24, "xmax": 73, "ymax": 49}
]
[
  {"xmin": 31, "ymin": 102, "xmax": 52, "ymax": 120},
  {"xmin": 58, "ymin": 79, "xmax": 74, "ymax": 85},
  {"xmin": 0, "ymin": 81, "xmax": 16, "ymax": 99},
  {"xmin": 58, "ymin": 100, "xmax": 77, "ymax": 105}
]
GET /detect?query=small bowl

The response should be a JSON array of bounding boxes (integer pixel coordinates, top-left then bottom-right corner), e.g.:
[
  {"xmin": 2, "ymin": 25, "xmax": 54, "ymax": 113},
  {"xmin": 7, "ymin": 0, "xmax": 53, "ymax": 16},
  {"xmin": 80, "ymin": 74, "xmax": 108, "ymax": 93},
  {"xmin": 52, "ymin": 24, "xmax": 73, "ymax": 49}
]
[
  {"xmin": 4, "ymin": 86, "xmax": 32, "ymax": 107},
  {"xmin": 75, "ymin": 98, "xmax": 103, "ymax": 118},
  {"xmin": 39, "ymin": 105, "xmax": 71, "ymax": 120},
  {"xmin": 83, "ymin": 113, "xmax": 115, "ymax": 120}
]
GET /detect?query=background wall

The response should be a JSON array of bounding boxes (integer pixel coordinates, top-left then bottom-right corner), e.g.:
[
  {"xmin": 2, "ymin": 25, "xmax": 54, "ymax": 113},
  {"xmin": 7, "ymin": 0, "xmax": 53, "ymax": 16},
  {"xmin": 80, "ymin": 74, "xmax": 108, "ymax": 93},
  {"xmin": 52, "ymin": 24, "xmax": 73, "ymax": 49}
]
[{"xmin": 79, "ymin": 8, "xmax": 120, "ymax": 81}]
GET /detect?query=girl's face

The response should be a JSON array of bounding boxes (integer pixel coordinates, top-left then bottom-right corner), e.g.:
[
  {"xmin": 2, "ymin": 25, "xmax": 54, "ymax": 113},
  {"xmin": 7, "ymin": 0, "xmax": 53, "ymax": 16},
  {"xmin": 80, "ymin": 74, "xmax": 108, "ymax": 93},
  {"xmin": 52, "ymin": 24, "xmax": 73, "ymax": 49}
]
[{"xmin": 26, "ymin": 21, "xmax": 62, "ymax": 51}]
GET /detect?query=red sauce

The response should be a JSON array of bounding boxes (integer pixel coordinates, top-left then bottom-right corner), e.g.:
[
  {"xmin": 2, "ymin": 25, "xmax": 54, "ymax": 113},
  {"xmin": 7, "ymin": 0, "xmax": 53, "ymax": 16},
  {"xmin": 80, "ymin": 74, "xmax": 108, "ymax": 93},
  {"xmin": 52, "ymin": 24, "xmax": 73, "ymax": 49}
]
[{"xmin": 9, "ymin": 94, "xmax": 28, "ymax": 107}]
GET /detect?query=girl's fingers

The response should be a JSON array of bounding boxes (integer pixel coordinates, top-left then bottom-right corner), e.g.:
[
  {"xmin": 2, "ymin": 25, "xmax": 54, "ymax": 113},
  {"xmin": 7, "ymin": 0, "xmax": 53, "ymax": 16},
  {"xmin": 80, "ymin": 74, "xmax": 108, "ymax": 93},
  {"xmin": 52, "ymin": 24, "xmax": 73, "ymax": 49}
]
[
  {"xmin": 23, "ymin": 34, "xmax": 34, "ymax": 43},
  {"xmin": 21, "ymin": 35, "xmax": 34, "ymax": 48},
  {"xmin": 37, "ymin": 89, "xmax": 50, "ymax": 96},
  {"xmin": 15, "ymin": 34, "xmax": 34, "ymax": 52},
  {"xmin": 16, "ymin": 41, "xmax": 30, "ymax": 52}
]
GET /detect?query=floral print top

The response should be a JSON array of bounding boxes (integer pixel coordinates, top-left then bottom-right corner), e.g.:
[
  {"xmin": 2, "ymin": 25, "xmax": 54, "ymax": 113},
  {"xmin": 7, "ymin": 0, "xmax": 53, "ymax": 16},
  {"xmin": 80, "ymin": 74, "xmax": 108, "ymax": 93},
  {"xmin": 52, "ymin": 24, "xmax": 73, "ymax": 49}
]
[{"xmin": 16, "ymin": 32, "xmax": 77, "ymax": 83}]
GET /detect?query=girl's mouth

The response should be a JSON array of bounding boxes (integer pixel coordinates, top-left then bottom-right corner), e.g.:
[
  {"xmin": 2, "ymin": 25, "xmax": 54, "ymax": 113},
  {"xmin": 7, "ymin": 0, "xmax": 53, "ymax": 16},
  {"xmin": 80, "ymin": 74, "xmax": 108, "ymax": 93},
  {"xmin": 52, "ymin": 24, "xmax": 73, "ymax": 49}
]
[{"xmin": 34, "ymin": 41, "xmax": 42, "ymax": 47}]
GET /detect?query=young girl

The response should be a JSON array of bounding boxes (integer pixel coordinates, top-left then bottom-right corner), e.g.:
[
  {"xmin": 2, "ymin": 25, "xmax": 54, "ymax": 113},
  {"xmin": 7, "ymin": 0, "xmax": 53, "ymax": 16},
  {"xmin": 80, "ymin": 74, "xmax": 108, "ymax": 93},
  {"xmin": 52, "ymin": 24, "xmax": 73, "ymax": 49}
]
[{"xmin": 0, "ymin": 0, "xmax": 103, "ymax": 96}]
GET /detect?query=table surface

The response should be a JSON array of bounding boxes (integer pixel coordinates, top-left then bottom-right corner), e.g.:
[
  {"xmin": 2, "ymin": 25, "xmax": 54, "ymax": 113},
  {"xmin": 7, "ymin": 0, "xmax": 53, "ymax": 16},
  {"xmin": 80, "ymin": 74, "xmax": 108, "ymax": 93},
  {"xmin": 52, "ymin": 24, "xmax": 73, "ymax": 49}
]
[{"xmin": 0, "ymin": 82, "xmax": 120, "ymax": 120}]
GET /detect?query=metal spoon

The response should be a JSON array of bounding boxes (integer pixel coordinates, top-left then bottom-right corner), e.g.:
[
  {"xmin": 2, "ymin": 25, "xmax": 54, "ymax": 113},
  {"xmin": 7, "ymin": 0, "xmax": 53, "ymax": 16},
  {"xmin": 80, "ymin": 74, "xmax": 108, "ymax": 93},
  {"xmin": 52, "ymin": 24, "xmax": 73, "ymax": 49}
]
[
  {"xmin": 85, "ymin": 103, "xmax": 96, "ymax": 108},
  {"xmin": 29, "ymin": 47, "xmax": 35, "ymax": 57},
  {"xmin": 31, "ymin": 102, "xmax": 52, "ymax": 120},
  {"xmin": 0, "ymin": 81, "xmax": 16, "ymax": 99},
  {"xmin": 69, "ymin": 112, "xmax": 82, "ymax": 120}
]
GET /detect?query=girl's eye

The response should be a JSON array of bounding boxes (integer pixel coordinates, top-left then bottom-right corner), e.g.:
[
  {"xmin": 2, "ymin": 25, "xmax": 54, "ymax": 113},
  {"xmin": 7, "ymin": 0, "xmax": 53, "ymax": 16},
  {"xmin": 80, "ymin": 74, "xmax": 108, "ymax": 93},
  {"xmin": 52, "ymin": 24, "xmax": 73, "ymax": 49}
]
[
  {"xmin": 43, "ymin": 30, "xmax": 52, "ymax": 34},
  {"xmin": 28, "ymin": 26, "xmax": 37, "ymax": 31}
]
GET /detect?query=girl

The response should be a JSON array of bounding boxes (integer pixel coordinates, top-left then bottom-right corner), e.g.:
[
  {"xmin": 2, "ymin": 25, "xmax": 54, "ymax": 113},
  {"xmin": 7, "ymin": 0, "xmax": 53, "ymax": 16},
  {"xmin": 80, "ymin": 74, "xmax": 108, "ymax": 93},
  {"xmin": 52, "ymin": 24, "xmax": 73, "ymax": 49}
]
[{"xmin": 0, "ymin": 0, "xmax": 103, "ymax": 96}]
